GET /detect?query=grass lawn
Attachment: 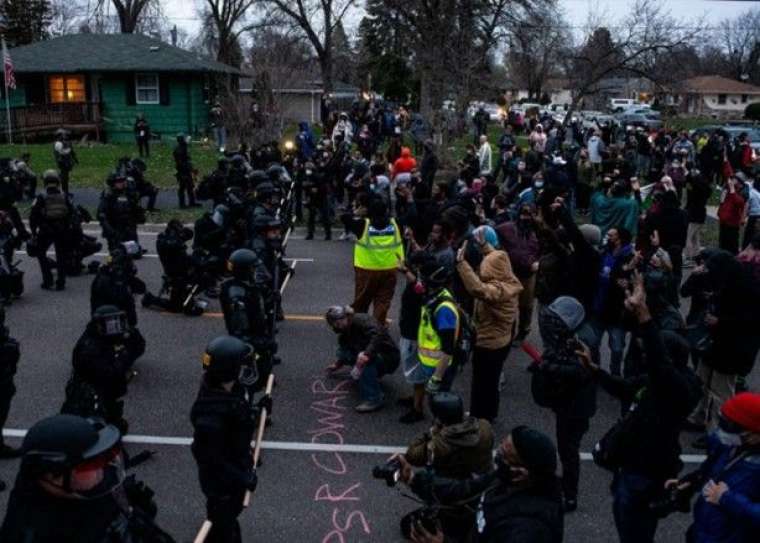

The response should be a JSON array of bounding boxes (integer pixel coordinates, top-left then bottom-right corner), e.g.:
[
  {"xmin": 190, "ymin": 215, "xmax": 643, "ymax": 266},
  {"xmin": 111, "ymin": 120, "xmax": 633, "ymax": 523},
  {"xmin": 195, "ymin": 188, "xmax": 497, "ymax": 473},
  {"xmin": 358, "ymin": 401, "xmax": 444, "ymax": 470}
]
[{"xmin": 0, "ymin": 142, "xmax": 222, "ymax": 190}]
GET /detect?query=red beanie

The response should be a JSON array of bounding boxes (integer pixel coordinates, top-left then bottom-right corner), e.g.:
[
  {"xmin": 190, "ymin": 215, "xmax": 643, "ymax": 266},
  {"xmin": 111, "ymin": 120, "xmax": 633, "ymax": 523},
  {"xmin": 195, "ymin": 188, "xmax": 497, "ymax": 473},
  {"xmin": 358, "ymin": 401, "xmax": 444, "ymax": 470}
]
[{"xmin": 721, "ymin": 393, "xmax": 760, "ymax": 433}]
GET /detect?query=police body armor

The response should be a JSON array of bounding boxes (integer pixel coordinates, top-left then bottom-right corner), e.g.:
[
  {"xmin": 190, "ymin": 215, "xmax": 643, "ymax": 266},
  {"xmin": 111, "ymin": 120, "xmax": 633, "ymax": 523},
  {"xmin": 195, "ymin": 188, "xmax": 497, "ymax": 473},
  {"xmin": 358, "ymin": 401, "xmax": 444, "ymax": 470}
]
[{"xmin": 156, "ymin": 232, "xmax": 188, "ymax": 279}]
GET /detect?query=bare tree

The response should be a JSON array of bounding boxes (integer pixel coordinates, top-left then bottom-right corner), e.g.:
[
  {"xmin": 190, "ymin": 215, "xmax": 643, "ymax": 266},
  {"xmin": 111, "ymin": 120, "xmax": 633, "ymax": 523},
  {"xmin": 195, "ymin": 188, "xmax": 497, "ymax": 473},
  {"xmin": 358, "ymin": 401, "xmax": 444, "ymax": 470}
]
[
  {"xmin": 204, "ymin": 0, "xmax": 258, "ymax": 67},
  {"xmin": 505, "ymin": 5, "xmax": 572, "ymax": 101},
  {"xmin": 96, "ymin": 0, "xmax": 156, "ymax": 33},
  {"xmin": 718, "ymin": 8, "xmax": 760, "ymax": 84},
  {"xmin": 48, "ymin": 0, "xmax": 90, "ymax": 36},
  {"xmin": 261, "ymin": 0, "xmax": 358, "ymax": 93},
  {"xmin": 563, "ymin": 0, "xmax": 703, "ymax": 124}
]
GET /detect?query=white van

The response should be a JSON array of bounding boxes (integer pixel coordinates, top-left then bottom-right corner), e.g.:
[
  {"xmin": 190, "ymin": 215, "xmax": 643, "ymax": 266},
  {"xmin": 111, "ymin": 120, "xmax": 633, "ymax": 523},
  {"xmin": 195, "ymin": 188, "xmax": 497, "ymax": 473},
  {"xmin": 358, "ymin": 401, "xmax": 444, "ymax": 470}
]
[{"xmin": 609, "ymin": 98, "xmax": 636, "ymax": 112}]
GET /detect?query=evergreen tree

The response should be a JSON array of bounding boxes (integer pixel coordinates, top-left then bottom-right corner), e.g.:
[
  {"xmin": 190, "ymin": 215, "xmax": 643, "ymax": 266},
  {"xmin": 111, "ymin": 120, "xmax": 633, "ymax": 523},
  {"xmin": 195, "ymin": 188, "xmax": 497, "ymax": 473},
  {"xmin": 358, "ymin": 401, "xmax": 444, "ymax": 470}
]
[{"xmin": 0, "ymin": 0, "xmax": 52, "ymax": 47}]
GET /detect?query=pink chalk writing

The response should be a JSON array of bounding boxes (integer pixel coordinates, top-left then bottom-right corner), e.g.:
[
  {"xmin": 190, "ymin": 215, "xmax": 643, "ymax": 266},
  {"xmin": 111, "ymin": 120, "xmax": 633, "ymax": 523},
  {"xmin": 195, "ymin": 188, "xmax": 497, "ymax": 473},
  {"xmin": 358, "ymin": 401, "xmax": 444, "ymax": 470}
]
[{"xmin": 308, "ymin": 376, "xmax": 372, "ymax": 542}]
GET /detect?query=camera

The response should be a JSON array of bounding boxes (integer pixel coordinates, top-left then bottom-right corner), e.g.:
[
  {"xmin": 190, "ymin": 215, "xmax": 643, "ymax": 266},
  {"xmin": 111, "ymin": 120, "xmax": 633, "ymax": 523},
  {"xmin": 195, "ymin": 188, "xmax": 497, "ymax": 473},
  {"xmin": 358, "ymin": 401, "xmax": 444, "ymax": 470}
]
[
  {"xmin": 372, "ymin": 458, "xmax": 402, "ymax": 487},
  {"xmin": 648, "ymin": 482, "xmax": 694, "ymax": 518}
]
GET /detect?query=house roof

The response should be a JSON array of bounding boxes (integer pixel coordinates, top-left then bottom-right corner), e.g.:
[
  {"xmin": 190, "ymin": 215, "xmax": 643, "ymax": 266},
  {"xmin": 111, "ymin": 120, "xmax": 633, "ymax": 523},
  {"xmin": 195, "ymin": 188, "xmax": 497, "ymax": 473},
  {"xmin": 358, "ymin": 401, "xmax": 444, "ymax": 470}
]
[
  {"xmin": 679, "ymin": 76, "xmax": 760, "ymax": 95},
  {"xmin": 9, "ymin": 33, "xmax": 243, "ymax": 75}
]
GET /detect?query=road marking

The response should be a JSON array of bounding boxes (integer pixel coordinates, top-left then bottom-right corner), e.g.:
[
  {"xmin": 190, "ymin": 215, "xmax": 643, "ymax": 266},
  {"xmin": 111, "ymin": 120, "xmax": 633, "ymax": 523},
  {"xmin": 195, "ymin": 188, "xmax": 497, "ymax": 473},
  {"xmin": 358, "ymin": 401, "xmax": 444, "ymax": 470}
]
[
  {"xmin": 0, "ymin": 429, "xmax": 708, "ymax": 462},
  {"xmin": 201, "ymin": 312, "xmax": 324, "ymax": 322}
]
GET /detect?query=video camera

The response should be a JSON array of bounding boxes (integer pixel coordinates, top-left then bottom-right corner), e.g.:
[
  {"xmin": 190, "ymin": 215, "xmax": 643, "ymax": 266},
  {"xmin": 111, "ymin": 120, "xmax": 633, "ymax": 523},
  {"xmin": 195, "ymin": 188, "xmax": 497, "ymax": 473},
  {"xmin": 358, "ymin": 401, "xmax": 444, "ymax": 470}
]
[{"xmin": 372, "ymin": 457, "xmax": 402, "ymax": 487}]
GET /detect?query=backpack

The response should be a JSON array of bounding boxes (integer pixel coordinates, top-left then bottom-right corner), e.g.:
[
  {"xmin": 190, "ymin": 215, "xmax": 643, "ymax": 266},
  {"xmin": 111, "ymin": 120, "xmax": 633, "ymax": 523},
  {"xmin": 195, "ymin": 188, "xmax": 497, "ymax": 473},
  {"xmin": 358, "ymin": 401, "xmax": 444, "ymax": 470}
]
[
  {"xmin": 43, "ymin": 193, "xmax": 69, "ymax": 221},
  {"xmin": 429, "ymin": 295, "xmax": 476, "ymax": 369}
]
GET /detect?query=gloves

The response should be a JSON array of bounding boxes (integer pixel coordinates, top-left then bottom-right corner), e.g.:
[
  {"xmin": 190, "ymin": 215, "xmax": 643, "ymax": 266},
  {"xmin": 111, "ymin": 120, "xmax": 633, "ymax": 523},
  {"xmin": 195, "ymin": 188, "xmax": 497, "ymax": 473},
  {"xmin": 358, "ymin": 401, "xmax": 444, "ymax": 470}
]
[
  {"xmin": 256, "ymin": 394, "xmax": 273, "ymax": 415},
  {"xmin": 245, "ymin": 469, "xmax": 258, "ymax": 492},
  {"xmin": 425, "ymin": 376, "xmax": 442, "ymax": 395}
]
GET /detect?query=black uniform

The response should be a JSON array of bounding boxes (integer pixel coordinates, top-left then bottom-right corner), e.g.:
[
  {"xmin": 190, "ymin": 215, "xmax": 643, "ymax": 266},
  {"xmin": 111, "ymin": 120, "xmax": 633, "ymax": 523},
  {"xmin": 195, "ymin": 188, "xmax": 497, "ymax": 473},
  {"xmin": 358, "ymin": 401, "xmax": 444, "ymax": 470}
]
[
  {"xmin": 97, "ymin": 184, "xmax": 144, "ymax": 251},
  {"xmin": 90, "ymin": 256, "xmax": 145, "ymax": 328},
  {"xmin": 220, "ymin": 275, "xmax": 274, "ymax": 390},
  {"xmin": 197, "ymin": 160, "xmax": 229, "ymax": 205},
  {"xmin": 53, "ymin": 137, "xmax": 77, "ymax": 195},
  {"xmin": 173, "ymin": 136, "xmax": 198, "ymax": 208},
  {"xmin": 63, "ymin": 321, "xmax": 143, "ymax": 433},
  {"xmin": 121, "ymin": 158, "xmax": 158, "ymax": 212},
  {"xmin": 0, "ymin": 321, "xmax": 20, "ymax": 453},
  {"xmin": 134, "ymin": 117, "xmax": 151, "ymax": 158},
  {"xmin": 0, "ymin": 168, "xmax": 28, "ymax": 240},
  {"xmin": 302, "ymin": 167, "xmax": 332, "ymax": 240},
  {"xmin": 29, "ymin": 186, "xmax": 72, "ymax": 289},
  {"xmin": 0, "ymin": 215, "xmax": 23, "ymax": 302}
]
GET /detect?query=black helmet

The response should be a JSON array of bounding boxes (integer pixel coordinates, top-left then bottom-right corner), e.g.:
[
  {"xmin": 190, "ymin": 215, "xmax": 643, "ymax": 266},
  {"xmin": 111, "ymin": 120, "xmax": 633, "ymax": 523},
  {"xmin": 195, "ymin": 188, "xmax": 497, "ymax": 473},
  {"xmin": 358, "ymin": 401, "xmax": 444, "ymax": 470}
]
[
  {"xmin": 21, "ymin": 415, "xmax": 122, "ymax": 495},
  {"xmin": 252, "ymin": 214, "xmax": 282, "ymax": 234},
  {"xmin": 167, "ymin": 219, "xmax": 193, "ymax": 242},
  {"xmin": 202, "ymin": 335, "xmax": 254, "ymax": 383},
  {"xmin": 211, "ymin": 204, "xmax": 229, "ymax": 227},
  {"xmin": 255, "ymin": 182, "xmax": 276, "ymax": 203},
  {"xmin": 430, "ymin": 392, "xmax": 464, "ymax": 425},
  {"xmin": 107, "ymin": 172, "xmax": 127, "ymax": 188},
  {"xmin": 43, "ymin": 169, "xmax": 60, "ymax": 186},
  {"xmin": 419, "ymin": 257, "xmax": 452, "ymax": 291},
  {"xmin": 227, "ymin": 248, "xmax": 259, "ymax": 280},
  {"xmin": 250, "ymin": 170, "xmax": 269, "ymax": 187},
  {"xmin": 267, "ymin": 164, "xmax": 285, "ymax": 183},
  {"xmin": 92, "ymin": 305, "xmax": 127, "ymax": 337},
  {"xmin": 130, "ymin": 158, "xmax": 147, "ymax": 173}
]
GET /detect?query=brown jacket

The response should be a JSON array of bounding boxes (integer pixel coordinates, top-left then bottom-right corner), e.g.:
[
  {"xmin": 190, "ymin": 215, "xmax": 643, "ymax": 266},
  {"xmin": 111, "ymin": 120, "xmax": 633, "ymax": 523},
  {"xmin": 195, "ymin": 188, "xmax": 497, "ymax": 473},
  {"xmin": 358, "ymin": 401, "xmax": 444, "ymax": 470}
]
[
  {"xmin": 457, "ymin": 247, "xmax": 522, "ymax": 349},
  {"xmin": 405, "ymin": 417, "xmax": 494, "ymax": 479}
]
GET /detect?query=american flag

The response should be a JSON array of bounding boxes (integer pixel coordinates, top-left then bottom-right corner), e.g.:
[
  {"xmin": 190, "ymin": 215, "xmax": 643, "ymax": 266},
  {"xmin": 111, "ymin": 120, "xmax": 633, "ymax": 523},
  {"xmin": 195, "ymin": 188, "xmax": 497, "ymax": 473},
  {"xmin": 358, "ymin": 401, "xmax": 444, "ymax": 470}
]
[{"xmin": 2, "ymin": 39, "xmax": 15, "ymax": 90}]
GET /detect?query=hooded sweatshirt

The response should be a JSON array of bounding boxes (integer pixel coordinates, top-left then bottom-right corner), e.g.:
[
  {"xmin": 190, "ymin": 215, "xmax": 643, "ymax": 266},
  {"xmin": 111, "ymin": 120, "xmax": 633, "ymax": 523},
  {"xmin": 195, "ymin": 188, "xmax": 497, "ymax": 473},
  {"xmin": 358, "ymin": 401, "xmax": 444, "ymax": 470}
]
[
  {"xmin": 405, "ymin": 416, "xmax": 494, "ymax": 479},
  {"xmin": 457, "ymin": 247, "xmax": 523, "ymax": 349},
  {"xmin": 392, "ymin": 147, "xmax": 417, "ymax": 177}
]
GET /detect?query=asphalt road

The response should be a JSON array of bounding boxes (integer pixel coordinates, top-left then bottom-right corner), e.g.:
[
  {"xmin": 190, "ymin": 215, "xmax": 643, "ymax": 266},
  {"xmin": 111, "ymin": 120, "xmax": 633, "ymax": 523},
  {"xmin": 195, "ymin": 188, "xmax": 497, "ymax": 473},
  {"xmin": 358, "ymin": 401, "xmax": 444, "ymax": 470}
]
[{"xmin": 0, "ymin": 225, "xmax": 757, "ymax": 542}]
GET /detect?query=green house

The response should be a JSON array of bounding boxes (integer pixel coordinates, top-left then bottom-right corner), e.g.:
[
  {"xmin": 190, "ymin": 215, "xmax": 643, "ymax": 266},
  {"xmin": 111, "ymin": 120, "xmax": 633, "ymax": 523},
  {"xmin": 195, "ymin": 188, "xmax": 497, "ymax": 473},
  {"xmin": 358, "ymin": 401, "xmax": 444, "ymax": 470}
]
[{"xmin": 4, "ymin": 33, "xmax": 242, "ymax": 142}]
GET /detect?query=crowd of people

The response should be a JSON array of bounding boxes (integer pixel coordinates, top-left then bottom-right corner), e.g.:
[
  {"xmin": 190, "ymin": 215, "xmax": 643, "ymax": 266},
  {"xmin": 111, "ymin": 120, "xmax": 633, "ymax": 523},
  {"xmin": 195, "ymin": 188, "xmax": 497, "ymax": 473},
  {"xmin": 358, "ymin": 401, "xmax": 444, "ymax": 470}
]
[{"xmin": 0, "ymin": 95, "xmax": 756, "ymax": 542}]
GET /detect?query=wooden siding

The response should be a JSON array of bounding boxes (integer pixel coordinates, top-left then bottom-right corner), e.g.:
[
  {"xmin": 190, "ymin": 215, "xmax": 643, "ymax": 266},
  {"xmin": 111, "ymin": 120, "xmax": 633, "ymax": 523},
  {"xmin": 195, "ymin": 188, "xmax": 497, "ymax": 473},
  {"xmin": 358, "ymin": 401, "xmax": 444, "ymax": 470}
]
[{"xmin": 101, "ymin": 75, "xmax": 210, "ymax": 143}]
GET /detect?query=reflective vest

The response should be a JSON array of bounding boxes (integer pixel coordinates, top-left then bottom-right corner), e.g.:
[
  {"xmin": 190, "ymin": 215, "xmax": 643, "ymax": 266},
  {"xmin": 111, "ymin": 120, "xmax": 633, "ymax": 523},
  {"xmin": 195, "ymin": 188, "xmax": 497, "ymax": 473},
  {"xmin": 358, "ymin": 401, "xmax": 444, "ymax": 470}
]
[
  {"xmin": 417, "ymin": 290, "xmax": 459, "ymax": 368},
  {"xmin": 353, "ymin": 218, "xmax": 404, "ymax": 271}
]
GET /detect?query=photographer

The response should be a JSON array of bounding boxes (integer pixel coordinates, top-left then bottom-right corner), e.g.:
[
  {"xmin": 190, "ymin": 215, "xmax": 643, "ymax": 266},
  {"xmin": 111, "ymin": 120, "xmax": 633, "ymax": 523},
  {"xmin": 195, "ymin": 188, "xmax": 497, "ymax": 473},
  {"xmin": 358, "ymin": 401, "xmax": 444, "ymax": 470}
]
[
  {"xmin": 579, "ymin": 271, "xmax": 701, "ymax": 543},
  {"xmin": 396, "ymin": 392, "xmax": 494, "ymax": 540},
  {"xmin": 397, "ymin": 425, "xmax": 563, "ymax": 543},
  {"xmin": 684, "ymin": 392, "xmax": 760, "ymax": 543}
]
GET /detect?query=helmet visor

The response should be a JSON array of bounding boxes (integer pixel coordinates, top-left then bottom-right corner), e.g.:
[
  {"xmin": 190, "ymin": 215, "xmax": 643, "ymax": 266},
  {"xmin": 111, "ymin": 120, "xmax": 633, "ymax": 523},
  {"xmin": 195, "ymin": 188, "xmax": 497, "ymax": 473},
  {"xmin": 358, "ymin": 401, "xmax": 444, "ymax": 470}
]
[{"xmin": 69, "ymin": 445, "xmax": 126, "ymax": 500}]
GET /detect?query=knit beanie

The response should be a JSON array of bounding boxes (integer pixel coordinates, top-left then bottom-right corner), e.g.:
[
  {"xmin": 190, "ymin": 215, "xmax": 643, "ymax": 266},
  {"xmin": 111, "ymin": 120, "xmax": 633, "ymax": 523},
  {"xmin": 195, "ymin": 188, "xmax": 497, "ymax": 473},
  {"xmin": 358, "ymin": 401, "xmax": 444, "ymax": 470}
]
[
  {"xmin": 547, "ymin": 296, "xmax": 585, "ymax": 332},
  {"xmin": 721, "ymin": 393, "xmax": 760, "ymax": 433},
  {"xmin": 511, "ymin": 425, "xmax": 558, "ymax": 477},
  {"xmin": 472, "ymin": 225, "xmax": 500, "ymax": 249}
]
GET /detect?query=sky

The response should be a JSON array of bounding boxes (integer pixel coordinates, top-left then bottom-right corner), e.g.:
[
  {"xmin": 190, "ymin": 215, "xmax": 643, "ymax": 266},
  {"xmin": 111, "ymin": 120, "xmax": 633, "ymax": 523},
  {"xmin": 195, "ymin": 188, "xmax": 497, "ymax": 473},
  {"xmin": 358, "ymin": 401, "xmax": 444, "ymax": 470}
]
[{"xmin": 160, "ymin": 0, "xmax": 758, "ymax": 38}]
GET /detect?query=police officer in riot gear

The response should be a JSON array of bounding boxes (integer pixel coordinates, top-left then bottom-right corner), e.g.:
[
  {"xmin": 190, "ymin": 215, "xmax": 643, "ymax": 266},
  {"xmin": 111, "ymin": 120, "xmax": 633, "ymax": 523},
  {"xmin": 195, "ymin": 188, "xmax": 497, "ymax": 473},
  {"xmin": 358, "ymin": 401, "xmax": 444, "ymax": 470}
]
[
  {"xmin": 62, "ymin": 306, "xmax": 145, "ymax": 435},
  {"xmin": 91, "ymin": 245, "xmax": 146, "ymax": 330},
  {"xmin": 143, "ymin": 220, "xmax": 210, "ymax": 315},
  {"xmin": 173, "ymin": 133, "xmax": 200, "ymax": 209},
  {"xmin": 302, "ymin": 161, "xmax": 332, "ymax": 240},
  {"xmin": 118, "ymin": 157, "xmax": 159, "ymax": 212},
  {"xmin": 190, "ymin": 336, "xmax": 271, "ymax": 543},
  {"xmin": 0, "ymin": 159, "xmax": 29, "ymax": 241},
  {"xmin": 29, "ymin": 170, "xmax": 72, "ymax": 291},
  {"xmin": 250, "ymin": 215, "xmax": 290, "ymax": 322},
  {"xmin": 98, "ymin": 171, "xmax": 145, "ymax": 252},
  {"xmin": 247, "ymin": 181, "xmax": 280, "ymax": 235},
  {"xmin": 197, "ymin": 158, "xmax": 230, "ymax": 205},
  {"xmin": 0, "ymin": 307, "xmax": 21, "ymax": 459},
  {"xmin": 220, "ymin": 249, "xmax": 276, "ymax": 389},
  {"xmin": 0, "ymin": 414, "xmax": 174, "ymax": 542}
]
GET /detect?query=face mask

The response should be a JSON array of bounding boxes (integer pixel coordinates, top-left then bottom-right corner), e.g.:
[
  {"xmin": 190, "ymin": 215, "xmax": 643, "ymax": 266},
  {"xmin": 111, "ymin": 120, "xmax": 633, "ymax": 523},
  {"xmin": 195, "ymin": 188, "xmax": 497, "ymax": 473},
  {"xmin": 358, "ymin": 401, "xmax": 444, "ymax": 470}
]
[
  {"xmin": 716, "ymin": 428, "xmax": 743, "ymax": 447},
  {"xmin": 534, "ymin": 181, "xmax": 544, "ymax": 189},
  {"xmin": 413, "ymin": 281, "xmax": 426, "ymax": 295}
]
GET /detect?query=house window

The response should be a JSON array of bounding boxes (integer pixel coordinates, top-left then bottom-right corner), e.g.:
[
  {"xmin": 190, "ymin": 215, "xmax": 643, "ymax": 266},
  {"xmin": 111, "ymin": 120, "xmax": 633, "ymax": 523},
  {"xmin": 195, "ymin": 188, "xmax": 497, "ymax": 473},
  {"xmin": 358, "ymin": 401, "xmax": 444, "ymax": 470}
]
[
  {"xmin": 135, "ymin": 73, "xmax": 159, "ymax": 104},
  {"xmin": 742, "ymin": 94, "xmax": 749, "ymax": 103},
  {"xmin": 49, "ymin": 75, "xmax": 85, "ymax": 103},
  {"xmin": 718, "ymin": 94, "xmax": 727, "ymax": 105}
]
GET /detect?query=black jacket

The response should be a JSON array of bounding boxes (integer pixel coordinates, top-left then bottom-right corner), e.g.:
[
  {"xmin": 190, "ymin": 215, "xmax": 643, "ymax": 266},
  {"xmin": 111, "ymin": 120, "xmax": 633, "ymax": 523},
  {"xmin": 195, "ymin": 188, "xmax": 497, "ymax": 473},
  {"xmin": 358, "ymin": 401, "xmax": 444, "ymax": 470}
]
[
  {"xmin": 411, "ymin": 470, "xmax": 563, "ymax": 543},
  {"xmin": 595, "ymin": 321, "xmax": 702, "ymax": 480},
  {"xmin": 72, "ymin": 324, "xmax": 132, "ymax": 401},
  {"xmin": 190, "ymin": 381, "xmax": 257, "ymax": 499}
]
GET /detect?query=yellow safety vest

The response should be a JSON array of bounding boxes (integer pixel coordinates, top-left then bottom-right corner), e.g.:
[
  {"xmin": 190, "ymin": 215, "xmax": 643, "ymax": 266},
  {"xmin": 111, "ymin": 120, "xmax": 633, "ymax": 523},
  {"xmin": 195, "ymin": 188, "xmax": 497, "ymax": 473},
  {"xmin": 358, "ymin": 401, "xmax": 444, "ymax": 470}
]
[
  {"xmin": 353, "ymin": 218, "xmax": 404, "ymax": 271},
  {"xmin": 417, "ymin": 290, "xmax": 460, "ymax": 368}
]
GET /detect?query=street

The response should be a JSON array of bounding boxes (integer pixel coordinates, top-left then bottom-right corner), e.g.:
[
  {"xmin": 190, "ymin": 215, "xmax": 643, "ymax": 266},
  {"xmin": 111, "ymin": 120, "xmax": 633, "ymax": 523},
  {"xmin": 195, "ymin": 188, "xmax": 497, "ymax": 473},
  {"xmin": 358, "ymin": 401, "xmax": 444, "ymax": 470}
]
[{"xmin": 0, "ymin": 225, "xmax": 755, "ymax": 542}]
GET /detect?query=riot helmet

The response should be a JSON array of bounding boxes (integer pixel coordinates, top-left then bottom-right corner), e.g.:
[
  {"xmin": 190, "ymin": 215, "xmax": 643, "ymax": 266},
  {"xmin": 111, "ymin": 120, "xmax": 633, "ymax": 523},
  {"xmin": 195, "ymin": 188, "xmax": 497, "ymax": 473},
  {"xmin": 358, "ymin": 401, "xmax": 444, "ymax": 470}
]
[
  {"xmin": 202, "ymin": 335, "xmax": 255, "ymax": 385},
  {"xmin": 92, "ymin": 305, "xmax": 128, "ymax": 337},
  {"xmin": 21, "ymin": 415, "xmax": 124, "ymax": 499},
  {"xmin": 167, "ymin": 219, "xmax": 193, "ymax": 242},
  {"xmin": 227, "ymin": 248, "xmax": 259, "ymax": 281},
  {"xmin": 211, "ymin": 204, "xmax": 230, "ymax": 228},
  {"xmin": 43, "ymin": 169, "xmax": 61, "ymax": 187},
  {"xmin": 249, "ymin": 170, "xmax": 269, "ymax": 188},
  {"xmin": 430, "ymin": 392, "xmax": 464, "ymax": 426}
]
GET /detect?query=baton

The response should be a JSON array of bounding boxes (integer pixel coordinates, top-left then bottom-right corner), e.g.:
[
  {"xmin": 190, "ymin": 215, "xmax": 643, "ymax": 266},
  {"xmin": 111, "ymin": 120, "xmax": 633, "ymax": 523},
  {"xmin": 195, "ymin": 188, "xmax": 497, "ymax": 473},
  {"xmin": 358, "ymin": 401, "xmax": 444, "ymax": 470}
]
[
  {"xmin": 193, "ymin": 373, "xmax": 276, "ymax": 542},
  {"xmin": 243, "ymin": 372, "xmax": 275, "ymax": 507}
]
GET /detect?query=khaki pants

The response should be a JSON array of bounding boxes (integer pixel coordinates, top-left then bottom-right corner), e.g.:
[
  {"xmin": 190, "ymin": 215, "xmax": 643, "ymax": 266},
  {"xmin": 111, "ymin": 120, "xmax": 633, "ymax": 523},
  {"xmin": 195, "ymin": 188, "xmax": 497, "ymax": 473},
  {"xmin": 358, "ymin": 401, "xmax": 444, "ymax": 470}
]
[
  {"xmin": 517, "ymin": 274, "xmax": 536, "ymax": 337},
  {"xmin": 353, "ymin": 267, "xmax": 397, "ymax": 325},
  {"xmin": 689, "ymin": 364, "xmax": 736, "ymax": 431},
  {"xmin": 684, "ymin": 222, "xmax": 704, "ymax": 260}
]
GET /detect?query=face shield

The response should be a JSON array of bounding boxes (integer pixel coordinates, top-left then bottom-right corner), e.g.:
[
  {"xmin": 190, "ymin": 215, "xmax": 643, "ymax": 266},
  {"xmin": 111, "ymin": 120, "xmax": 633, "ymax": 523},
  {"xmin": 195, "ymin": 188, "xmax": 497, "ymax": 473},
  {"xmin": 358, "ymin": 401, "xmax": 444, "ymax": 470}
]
[
  {"xmin": 96, "ymin": 310, "xmax": 128, "ymax": 337},
  {"xmin": 238, "ymin": 347, "xmax": 258, "ymax": 387},
  {"xmin": 64, "ymin": 444, "xmax": 126, "ymax": 500}
]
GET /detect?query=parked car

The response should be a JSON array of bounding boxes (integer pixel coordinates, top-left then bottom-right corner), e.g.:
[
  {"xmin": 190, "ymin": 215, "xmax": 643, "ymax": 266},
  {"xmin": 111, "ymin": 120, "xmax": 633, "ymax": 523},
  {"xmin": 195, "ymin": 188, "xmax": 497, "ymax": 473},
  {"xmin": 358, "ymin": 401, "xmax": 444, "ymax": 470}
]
[
  {"xmin": 618, "ymin": 112, "xmax": 663, "ymax": 130},
  {"xmin": 609, "ymin": 98, "xmax": 637, "ymax": 112}
]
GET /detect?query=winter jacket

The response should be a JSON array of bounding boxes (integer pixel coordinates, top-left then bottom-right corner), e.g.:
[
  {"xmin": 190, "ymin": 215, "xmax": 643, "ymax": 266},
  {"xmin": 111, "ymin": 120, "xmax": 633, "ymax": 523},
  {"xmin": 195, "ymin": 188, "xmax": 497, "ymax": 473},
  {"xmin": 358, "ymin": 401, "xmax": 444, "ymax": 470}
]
[
  {"xmin": 457, "ymin": 248, "xmax": 523, "ymax": 349},
  {"xmin": 688, "ymin": 436, "xmax": 760, "ymax": 543},
  {"xmin": 495, "ymin": 221, "xmax": 540, "ymax": 279},
  {"xmin": 410, "ymin": 470, "xmax": 564, "ymax": 543},
  {"xmin": 595, "ymin": 320, "xmax": 702, "ymax": 480},
  {"xmin": 405, "ymin": 417, "xmax": 494, "ymax": 479},
  {"xmin": 718, "ymin": 191, "xmax": 745, "ymax": 228},
  {"xmin": 337, "ymin": 313, "xmax": 400, "ymax": 365}
]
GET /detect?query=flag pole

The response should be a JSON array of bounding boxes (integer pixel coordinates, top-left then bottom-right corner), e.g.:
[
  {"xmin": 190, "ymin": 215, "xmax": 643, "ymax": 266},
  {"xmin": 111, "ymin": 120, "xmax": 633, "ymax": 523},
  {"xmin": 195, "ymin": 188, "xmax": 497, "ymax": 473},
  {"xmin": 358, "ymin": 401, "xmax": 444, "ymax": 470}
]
[{"xmin": 2, "ymin": 38, "xmax": 11, "ymax": 145}]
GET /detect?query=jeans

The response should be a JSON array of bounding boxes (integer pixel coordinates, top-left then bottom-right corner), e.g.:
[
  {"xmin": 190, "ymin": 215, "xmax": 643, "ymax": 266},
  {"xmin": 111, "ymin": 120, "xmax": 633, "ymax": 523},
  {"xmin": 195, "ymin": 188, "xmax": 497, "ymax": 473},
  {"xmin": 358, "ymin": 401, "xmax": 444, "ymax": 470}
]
[
  {"xmin": 612, "ymin": 471, "xmax": 662, "ymax": 543},
  {"xmin": 358, "ymin": 354, "xmax": 394, "ymax": 403},
  {"xmin": 555, "ymin": 414, "xmax": 589, "ymax": 501},
  {"xmin": 470, "ymin": 345, "xmax": 510, "ymax": 421},
  {"xmin": 213, "ymin": 126, "xmax": 227, "ymax": 150},
  {"xmin": 584, "ymin": 319, "xmax": 627, "ymax": 375}
]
